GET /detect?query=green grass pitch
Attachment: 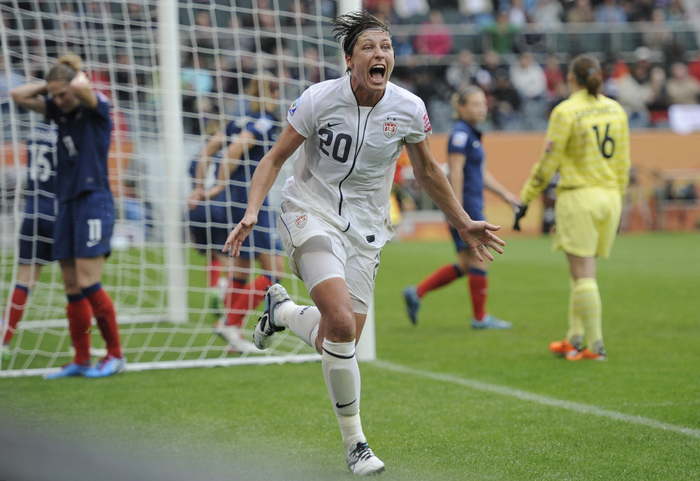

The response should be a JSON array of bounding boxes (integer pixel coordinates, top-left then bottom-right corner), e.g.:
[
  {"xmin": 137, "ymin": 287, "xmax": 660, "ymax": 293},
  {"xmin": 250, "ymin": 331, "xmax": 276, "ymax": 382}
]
[{"xmin": 1, "ymin": 232, "xmax": 699, "ymax": 480}]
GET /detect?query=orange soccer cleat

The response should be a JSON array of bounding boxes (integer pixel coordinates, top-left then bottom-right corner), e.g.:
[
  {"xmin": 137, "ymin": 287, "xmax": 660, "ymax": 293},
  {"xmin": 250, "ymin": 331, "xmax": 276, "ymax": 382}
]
[
  {"xmin": 549, "ymin": 338, "xmax": 579, "ymax": 357},
  {"xmin": 566, "ymin": 348, "xmax": 607, "ymax": 362}
]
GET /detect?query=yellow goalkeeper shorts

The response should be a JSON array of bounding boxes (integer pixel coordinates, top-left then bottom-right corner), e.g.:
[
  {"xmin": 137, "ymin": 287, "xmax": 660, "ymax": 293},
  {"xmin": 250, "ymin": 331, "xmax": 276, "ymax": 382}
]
[{"xmin": 553, "ymin": 187, "xmax": 622, "ymax": 258}]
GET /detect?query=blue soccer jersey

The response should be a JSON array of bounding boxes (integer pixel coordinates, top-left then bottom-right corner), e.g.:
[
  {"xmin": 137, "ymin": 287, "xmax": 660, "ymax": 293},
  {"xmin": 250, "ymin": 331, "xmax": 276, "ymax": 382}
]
[
  {"xmin": 18, "ymin": 123, "xmax": 58, "ymax": 264},
  {"xmin": 45, "ymin": 92, "xmax": 113, "ymax": 202},
  {"xmin": 225, "ymin": 111, "xmax": 278, "ymax": 206},
  {"xmin": 448, "ymin": 120, "xmax": 485, "ymax": 216},
  {"xmin": 23, "ymin": 122, "xmax": 57, "ymax": 216}
]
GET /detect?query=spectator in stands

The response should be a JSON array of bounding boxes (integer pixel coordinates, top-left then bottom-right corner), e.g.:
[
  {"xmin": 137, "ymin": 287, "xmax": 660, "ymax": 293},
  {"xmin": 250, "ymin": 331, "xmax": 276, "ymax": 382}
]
[
  {"xmin": 666, "ymin": 62, "xmax": 700, "ymax": 105},
  {"xmin": 446, "ymin": 50, "xmax": 480, "ymax": 91},
  {"xmin": 628, "ymin": 0, "xmax": 654, "ymax": 22},
  {"xmin": 643, "ymin": 9, "xmax": 673, "ymax": 51},
  {"xmin": 646, "ymin": 66, "xmax": 671, "ymax": 127},
  {"xmin": 509, "ymin": 0, "xmax": 529, "ymax": 26},
  {"xmin": 283, "ymin": 0, "xmax": 313, "ymax": 28},
  {"xmin": 600, "ymin": 54, "xmax": 630, "ymax": 99},
  {"xmin": 241, "ymin": 0, "xmax": 277, "ymax": 53},
  {"xmin": 414, "ymin": 10, "xmax": 454, "ymax": 58},
  {"xmin": 191, "ymin": 10, "xmax": 215, "ymax": 52},
  {"xmin": 369, "ymin": 0, "xmax": 400, "ymax": 26},
  {"xmin": 596, "ymin": 0, "xmax": 627, "ymax": 22},
  {"xmin": 84, "ymin": 0, "xmax": 107, "ymax": 31},
  {"xmin": 458, "ymin": 0, "xmax": 494, "ymax": 27},
  {"xmin": 491, "ymin": 69, "xmax": 522, "ymax": 129},
  {"xmin": 687, "ymin": 52, "xmax": 700, "ymax": 83},
  {"xmin": 181, "ymin": 52, "xmax": 215, "ymax": 135},
  {"xmin": 0, "ymin": 54, "xmax": 23, "ymax": 115},
  {"xmin": 666, "ymin": 0, "xmax": 685, "ymax": 22},
  {"xmin": 510, "ymin": 52, "xmax": 547, "ymax": 129},
  {"xmin": 616, "ymin": 59, "xmax": 652, "ymax": 127},
  {"xmin": 394, "ymin": 0, "xmax": 430, "ymax": 21},
  {"xmin": 482, "ymin": 10, "xmax": 520, "ymax": 54},
  {"xmin": 566, "ymin": 0, "xmax": 595, "ymax": 23},
  {"xmin": 532, "ymin": 0, "xmax": 564, "ymax": 30},
  {"xmin": 544, "ymin": 54, "xmax": 565, "ymax": 99}
]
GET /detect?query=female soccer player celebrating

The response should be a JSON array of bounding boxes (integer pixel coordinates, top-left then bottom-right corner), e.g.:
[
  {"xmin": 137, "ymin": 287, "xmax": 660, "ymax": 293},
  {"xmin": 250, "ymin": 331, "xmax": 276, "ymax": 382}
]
[
  {"xmin": 516, "ymin": 54, "xmax": 630, "ymax": 361},
  {"xmin": 11, "ymin": 53, "xmax": 125, "ymax": 378},
  {"xmin": 403, "ymin": 86, "xmax": 520, "ymax": 328},
  {"xmin": 224, "ymin": 11, "xmax": 505, "ymax": 476}
]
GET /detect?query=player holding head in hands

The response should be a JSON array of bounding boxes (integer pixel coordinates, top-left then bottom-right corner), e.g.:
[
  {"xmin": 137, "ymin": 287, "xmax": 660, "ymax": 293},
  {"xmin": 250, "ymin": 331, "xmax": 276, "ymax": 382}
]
[
  {"xmin": 403, "ymin": 86, "xmax": 520, "ymax": 328},
  {"xmin": 515, "ymin": 54, "xmax": 630, "ymax": 361},
  {"xmin": 224, "ymin": 11, "xmax": 505, "ymax": 476},
  {"xmin": 11, "ymin": 53, "xmax": 125, "ymax": 378}
]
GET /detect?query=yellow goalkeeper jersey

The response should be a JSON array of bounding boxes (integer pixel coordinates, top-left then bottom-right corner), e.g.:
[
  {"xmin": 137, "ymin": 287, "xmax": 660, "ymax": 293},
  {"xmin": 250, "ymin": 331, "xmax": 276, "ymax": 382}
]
[{"xmin": 521, "ymin": 89, "xmax": 630, "ymax": 204}]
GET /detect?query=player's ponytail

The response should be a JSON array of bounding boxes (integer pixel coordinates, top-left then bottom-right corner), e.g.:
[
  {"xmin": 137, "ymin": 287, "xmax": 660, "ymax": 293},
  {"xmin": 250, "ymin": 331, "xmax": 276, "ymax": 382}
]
[
  {"xmin": 46, "ymin": 52, "xmax": 82, "ymax": 84},
  {"xmin": 570, "ymin": 54, "xmax": 602, "ymax": 98},
  {"xmin": 451, "ymin": 85, "xmax": 483, "ymax": 120}
]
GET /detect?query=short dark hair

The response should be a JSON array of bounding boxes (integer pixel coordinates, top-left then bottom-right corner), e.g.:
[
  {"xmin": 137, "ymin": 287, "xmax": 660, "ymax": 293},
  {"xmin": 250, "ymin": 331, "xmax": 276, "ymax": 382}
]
[{"xmin": 332, "ymin": 10, "xmax": 391, "ymax": 57}]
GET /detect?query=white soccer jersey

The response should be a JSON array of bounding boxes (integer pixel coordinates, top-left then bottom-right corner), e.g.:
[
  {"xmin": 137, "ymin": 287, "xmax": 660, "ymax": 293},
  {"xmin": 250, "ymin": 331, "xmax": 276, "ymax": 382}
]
[{"xmin": 283, "ymin": 75, "xmax": 431, "ymax": 247}]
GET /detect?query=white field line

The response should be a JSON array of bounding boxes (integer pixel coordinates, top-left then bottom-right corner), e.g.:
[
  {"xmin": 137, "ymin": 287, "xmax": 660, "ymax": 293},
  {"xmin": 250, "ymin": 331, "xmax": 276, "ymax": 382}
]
[{"xmin": 373, "ymin": 360, "xmax": 700, "ymax": 440}]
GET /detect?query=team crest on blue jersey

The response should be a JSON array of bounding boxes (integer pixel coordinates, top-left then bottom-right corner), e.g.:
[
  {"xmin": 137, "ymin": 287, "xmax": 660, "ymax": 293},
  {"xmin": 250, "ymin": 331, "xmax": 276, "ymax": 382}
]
[
  {"xmin": 383, "ymin": 119, "xmax": 398, "ymax": 139},
  {"xmin": 289, "ymin": 96, "xmax": 303, "ymax": 116}
]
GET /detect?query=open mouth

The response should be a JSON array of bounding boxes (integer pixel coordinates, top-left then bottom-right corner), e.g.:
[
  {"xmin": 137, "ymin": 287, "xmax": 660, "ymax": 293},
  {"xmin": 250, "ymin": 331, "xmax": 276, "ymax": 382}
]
[{"xmin": 369, "ymin": 65, "xmax": 386, "ymax": 82}]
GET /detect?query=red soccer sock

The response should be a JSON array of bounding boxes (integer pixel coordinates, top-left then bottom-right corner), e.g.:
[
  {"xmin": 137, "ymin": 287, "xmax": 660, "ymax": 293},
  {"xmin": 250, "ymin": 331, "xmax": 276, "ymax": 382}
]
[
  {"xmin": 416, "ymin": 264, "xmax": 464, "ymax": 299},
  {"xmin": 84, "ymin": 285, "xmax": 122, "ymax": 359},
  {"xmin": 226, "ymin": 275, "xmax": 272, "ymax": 328},
  {"xmin": 67, "ymin": 296, "xmax": 93, "ymax": 365},
  {"xmin": 224, "ymin": 278, "xmax": 247, "ymax": 322},
  {"xmin": 3, "ymin": 285, "xmax": 29, "ymax": 345},
  {"xmin": 468, "ymin": 268, "xmax": 489, "ymax": 321},
  {"xmin": 208, "ymin": 257, "xmax": 223, "ymax": 289}
]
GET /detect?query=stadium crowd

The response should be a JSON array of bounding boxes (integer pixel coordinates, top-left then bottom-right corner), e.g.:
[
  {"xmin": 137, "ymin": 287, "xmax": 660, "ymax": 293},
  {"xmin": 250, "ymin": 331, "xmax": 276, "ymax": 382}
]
[{"xmin": 2, "ymin": 0, "xmax": 700, "ymax": 134}]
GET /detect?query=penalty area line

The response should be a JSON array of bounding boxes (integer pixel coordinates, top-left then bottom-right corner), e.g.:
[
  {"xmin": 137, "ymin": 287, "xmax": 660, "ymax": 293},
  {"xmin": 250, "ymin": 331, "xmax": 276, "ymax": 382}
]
[{"xmin": 373, "ymin": 360, "xmax": 700, "ymax": 440}]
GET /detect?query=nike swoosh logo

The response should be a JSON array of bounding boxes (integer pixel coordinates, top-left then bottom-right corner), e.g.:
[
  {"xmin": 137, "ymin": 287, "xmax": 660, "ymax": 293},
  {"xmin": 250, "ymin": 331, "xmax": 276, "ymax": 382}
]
[
  {"xmin": 327, "ymin": 122, "xmax": 340, "ymax": 129},
  {"xmin": 86, "ymin": 240, "xmax": 100, "ymax": 247},
  {"xmin": 336, "ymin": 399, "xmax": 357, "ymax": 409}
]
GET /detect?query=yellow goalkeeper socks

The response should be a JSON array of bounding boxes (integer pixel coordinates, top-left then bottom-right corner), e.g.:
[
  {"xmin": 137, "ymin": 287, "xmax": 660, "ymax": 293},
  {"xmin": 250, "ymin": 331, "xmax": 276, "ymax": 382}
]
[
  {"xmin": 572, "ymin": 278, "xmax": 604, "ymax": 354},
  {"xmin": 566, "ymin": 278, "xmax": 584, "ymax": 348}
]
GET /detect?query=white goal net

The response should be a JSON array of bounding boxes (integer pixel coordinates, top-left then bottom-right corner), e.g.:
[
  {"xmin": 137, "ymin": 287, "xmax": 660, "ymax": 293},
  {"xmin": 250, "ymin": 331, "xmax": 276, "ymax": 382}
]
[{"xmin": 0, "ymin": 0, "xmax": 349, "ymax": 377}]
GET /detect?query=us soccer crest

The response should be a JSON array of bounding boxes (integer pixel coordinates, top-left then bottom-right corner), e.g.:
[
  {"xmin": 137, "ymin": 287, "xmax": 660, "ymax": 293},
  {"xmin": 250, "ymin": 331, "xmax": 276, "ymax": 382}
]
[
  {"xmin": 383, "ymin": 119, "xmax": 398, "ymax": 139},
  {"xmin": 295, "ymin": 213, "xmax": 307, "ymax": 228}
]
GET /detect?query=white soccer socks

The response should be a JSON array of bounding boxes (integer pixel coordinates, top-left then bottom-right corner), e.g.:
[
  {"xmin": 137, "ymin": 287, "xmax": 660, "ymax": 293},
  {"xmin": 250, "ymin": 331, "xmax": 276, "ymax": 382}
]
[
  {"xmin": 274, "ymin": 301, "xmax": 321, "ymax": 352},
  {"xmin": 322, "ymin": 339, "xmax": 366, "ymax": 452}
]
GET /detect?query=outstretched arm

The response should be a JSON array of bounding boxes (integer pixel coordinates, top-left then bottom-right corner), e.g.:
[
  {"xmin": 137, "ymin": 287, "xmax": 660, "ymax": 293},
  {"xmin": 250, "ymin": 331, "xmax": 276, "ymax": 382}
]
[
  {"xmin": 223, "ymin": 124, "xmax": 306, "ymax": 257},
  {"xmin": 484, "ymin": 170, "xmax": 520, "ymax": 209},
  {"xmin": 405, "ymin": 137, "xmax": 505, "ymax": 262},
  {"xmin": 11, "ymin": 82, "xmax": 48, "ymax": 115}
]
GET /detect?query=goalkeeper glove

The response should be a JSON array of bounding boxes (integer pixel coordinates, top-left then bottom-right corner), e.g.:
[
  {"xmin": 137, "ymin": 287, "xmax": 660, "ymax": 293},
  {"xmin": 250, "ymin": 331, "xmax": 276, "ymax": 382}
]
[{"xmin": 513, "ymin": 203, "xmax": 528, "ymax": 231}]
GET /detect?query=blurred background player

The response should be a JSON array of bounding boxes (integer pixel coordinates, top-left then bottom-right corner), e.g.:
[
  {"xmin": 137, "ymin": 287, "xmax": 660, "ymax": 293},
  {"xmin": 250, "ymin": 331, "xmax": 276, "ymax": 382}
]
[
  {"xmin": 187, "ymin": 137, "xmax": 228, "ymax": 317},
  {"xmin": 515, "ymin": 54, "xmax": 630, "ymax": 361},
  {"xmin": 187, "ymin": 75, "xmax": 285, "ymax": 352},
  {"xmin": 403, "ymin": 86, "xmax": 519, "ymax": 329},
  {"xmin": 11, "ymin": 53, "xmax": 126, "ymax": 378},
  {"xmin": 1, "ymin": 122, "xmax": 57, "ymax": 361}
]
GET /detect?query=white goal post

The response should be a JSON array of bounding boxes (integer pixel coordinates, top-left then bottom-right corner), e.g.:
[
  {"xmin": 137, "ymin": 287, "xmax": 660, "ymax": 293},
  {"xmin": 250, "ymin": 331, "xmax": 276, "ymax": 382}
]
[{"xmin": 0, "ymin": 0, "xmax": 373, "ymax": 378}]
